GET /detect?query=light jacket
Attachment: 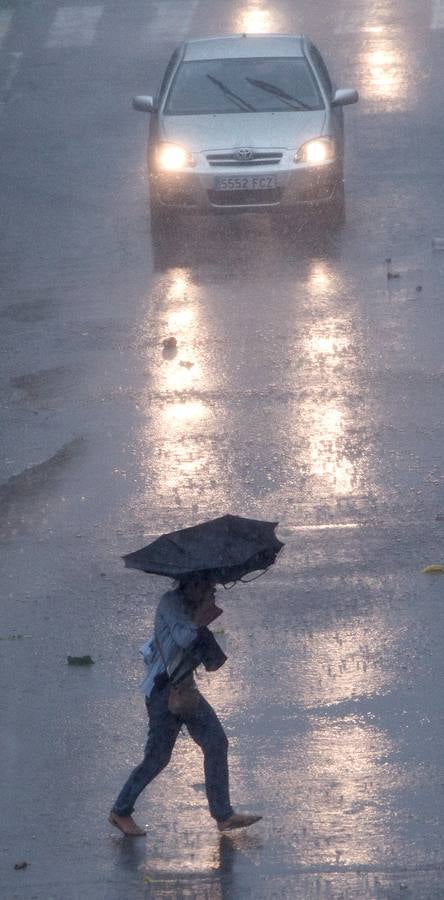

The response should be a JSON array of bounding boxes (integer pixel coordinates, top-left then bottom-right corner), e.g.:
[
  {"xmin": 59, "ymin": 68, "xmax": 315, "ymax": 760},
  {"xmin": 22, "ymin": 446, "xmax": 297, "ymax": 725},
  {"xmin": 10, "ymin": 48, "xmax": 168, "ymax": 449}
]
[{"xmin": 139, "ymin": 588, "xmax": 199, "ymax": 697}]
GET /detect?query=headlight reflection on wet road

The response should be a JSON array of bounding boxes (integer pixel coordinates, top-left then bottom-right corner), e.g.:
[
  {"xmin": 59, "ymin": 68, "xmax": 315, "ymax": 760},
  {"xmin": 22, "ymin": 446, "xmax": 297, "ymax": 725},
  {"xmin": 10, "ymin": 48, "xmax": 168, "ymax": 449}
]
[
  {"xmin": 305, "ymin": 403, "xmax": 357, "ymax": 497},
  {"xmin": 236, "ymin": 0, "xmax": 282, "ymax": 35},
  {"xmin": 295, "ymin": 616, "xmax": 397, "ymax": 707},
  {"xmin": 364, "ymin": 42, "xmax": 408, "ymax": 108},
  {"xmin": 356, "ymin": 12, "xmax": 414, "ymax": 113},
  {"xmin": 296, "ymin": 261, "xmax": 366, "ymax": 500},
  {"xmin": 296, "ymin": 716, "xmax": 399, "ymax": 866},
  {"xmin": 137, "ymin": 267, "xmax": 230, "ymax": 511}
]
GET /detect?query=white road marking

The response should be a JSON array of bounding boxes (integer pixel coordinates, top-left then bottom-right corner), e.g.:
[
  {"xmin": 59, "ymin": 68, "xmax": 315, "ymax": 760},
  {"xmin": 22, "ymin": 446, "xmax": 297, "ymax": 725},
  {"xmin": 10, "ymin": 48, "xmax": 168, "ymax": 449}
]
[
  {"xmin": 150, "ymin": 0, "xmax": 198, "ymax": 39},
  {"xmin": 283, "ymin": 523, "xmax": 360, "ymax": 532},
  {"xmin": 431, "ymin": 0, "xmax": 444, "ymax": 28},
  {"xmin": 0, "ymin": 51, "xmax": 23, "ymax": 119},
  {"xmin": 46, "ymin": 6, "xmax": 103, "ymax": 48},
  {"xmin": 0, "ymin": 9, "xmax": 13, "ymax": 48}
]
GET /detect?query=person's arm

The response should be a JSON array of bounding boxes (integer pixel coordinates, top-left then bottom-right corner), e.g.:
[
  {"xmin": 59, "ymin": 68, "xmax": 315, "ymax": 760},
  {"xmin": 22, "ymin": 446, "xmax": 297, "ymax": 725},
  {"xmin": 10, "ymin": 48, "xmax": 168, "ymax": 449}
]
[{"xmin": 160, "ymin": 592, "xmax": 199, "ymax": 649}]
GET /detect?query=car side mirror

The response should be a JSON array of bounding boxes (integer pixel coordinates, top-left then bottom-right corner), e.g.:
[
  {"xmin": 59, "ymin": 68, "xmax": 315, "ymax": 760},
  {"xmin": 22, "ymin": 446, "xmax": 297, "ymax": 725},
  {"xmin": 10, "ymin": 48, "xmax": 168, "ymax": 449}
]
[
  {"xmin": 332, "ymin": 88, "xmax": 359, "ymax": 107},
  {"xmin": 132, "ymin": 95, "xmax": 155, "ymax": 113}
]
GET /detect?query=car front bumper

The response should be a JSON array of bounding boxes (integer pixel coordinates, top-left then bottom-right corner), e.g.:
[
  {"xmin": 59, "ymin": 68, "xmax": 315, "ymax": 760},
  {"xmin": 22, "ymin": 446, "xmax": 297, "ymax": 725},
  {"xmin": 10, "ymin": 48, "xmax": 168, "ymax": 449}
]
[{"xmin": 149, "ymin": 158, "xmax": 341, "ymax": 214}]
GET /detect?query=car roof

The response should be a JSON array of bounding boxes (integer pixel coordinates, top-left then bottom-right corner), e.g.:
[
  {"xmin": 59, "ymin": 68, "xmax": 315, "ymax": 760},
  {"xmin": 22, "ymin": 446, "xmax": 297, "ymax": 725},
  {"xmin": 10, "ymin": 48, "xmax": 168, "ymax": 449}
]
[{"xmin": 182, "ymin": 34, "xmax": 307, "ymax": 62}]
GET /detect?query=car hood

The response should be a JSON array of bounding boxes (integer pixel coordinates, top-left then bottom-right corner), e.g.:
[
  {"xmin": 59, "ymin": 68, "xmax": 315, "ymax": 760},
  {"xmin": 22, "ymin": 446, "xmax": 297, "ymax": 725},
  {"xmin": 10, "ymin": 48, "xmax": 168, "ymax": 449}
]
[{"xmin": 159, "ymin": 110, "xmax": 327, "ymax": 152}]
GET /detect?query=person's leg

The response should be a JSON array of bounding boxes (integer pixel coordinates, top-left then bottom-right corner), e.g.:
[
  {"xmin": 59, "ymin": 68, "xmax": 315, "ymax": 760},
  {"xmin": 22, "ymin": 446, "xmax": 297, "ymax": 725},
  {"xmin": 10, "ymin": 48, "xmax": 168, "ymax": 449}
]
[
  {"xmin": 111, "ymin": 684, "xmax": 181, "ymax": 819},
  {"xmin": 185, "ymin": 694, "xmax": 233, "ymax": 822}
]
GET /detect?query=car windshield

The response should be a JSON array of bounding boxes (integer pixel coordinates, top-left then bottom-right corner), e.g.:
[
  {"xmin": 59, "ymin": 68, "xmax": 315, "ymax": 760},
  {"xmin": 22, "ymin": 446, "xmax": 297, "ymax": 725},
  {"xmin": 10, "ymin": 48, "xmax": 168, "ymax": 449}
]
[{"xmin": 164, "ymin": 57, "xmax": 324, "ymax": 115}]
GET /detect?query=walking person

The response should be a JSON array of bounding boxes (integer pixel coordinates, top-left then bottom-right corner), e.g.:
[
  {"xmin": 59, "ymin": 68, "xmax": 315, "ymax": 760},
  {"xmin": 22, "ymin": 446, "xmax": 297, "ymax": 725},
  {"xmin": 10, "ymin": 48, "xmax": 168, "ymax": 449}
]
[{"xmin": 109, "ymin": 575, "xmax": 262, "ymax": 837}]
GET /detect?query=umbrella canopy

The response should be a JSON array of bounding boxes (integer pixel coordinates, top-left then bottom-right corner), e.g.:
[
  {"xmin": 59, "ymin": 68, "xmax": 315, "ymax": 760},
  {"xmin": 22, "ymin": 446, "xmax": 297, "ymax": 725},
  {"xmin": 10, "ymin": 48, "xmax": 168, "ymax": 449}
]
[{"xmin": 122, "ymin": 514, "xmax": 284, "ymax": 584}]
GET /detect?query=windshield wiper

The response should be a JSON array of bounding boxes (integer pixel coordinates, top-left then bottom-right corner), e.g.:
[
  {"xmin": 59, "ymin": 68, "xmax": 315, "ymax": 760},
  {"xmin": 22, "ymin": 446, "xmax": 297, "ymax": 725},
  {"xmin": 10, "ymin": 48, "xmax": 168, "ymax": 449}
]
[
  {"xmin": 206, "ymin": 74, "xmax": 256, "ymax": 112},
  {"xmin": 245, "ymin": 78, "xmax": 313, "ymax": 111}
]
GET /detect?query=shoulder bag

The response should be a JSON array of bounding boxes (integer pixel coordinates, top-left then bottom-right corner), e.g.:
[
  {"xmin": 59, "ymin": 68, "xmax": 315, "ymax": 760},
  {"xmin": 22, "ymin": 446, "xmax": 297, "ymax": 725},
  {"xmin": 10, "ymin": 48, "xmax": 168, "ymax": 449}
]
[{"xmin": 155, "ymin": 634, "xmax": 200, "ymax": 718}]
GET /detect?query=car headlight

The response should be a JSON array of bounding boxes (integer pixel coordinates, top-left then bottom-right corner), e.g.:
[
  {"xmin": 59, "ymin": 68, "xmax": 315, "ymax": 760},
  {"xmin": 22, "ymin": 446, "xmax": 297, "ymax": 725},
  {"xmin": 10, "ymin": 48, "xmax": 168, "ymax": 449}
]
[
  {"xmin": 295, "ymin": 138, "xmax": 335, "ymax": 165},
  {"xmin": 155, "ymin": 143, "xmax": 195, "ymax": 172}
]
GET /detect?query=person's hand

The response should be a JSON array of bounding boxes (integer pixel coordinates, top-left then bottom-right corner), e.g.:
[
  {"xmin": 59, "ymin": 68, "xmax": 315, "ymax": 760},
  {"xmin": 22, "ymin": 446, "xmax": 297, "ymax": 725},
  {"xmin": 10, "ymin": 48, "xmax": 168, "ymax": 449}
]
[{"xmin": 194, "ymin": 603, "xmax": 223, "ymax": 627}]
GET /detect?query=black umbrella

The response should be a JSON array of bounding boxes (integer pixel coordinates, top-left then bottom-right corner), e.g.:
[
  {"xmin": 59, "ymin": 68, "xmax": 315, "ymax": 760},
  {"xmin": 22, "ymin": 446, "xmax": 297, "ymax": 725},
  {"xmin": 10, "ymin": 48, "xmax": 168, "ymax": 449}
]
[{"xmin": 122, "ymin": 514, "xmax": 284, "ymax": 584}]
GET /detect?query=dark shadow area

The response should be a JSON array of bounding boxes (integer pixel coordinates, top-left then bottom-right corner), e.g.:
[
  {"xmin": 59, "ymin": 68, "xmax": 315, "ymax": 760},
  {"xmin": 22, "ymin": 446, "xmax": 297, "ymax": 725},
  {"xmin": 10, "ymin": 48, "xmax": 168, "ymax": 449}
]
[
  {"xmin": 130, "ymin": 831, "xmax": 264, "ymax": 899},
  {"xmin": 148, "ymin": 206, "xmax": 345, "ymax": 277},
  {"xmin": 219, "ymin": 832, "xmax": 263, "ymax": 899}
]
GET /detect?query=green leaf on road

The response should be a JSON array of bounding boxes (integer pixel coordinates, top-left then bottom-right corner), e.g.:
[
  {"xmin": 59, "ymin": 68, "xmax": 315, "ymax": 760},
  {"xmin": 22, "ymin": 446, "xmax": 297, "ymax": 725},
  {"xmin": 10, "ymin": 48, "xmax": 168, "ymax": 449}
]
[{"xmin": 67, "ymin": 655, "xmax": 95, "ymax": 665}]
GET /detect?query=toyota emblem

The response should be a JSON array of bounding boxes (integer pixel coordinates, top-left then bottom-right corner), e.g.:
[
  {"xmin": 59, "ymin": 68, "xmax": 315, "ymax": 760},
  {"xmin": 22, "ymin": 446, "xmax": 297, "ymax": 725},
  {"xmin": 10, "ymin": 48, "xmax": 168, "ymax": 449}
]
[{"xmin": 235, "ymin": 148, "xmax": 254, "ymax": 161}]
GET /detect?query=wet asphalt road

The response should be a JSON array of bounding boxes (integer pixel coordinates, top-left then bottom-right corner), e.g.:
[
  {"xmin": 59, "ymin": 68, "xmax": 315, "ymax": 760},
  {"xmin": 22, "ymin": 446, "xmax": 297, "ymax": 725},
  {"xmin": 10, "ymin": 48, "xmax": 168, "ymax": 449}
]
[{"xmin": 2, "ymin": 0, "xmax": 444, "ymax": 897}]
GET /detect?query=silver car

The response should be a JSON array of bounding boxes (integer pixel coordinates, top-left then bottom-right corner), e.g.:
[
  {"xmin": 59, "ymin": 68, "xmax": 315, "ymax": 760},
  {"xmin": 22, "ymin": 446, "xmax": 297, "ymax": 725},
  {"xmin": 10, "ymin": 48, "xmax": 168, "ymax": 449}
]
[{"xmin": 133, "ymin": 34, "xmax": 358, "ymax": 235}]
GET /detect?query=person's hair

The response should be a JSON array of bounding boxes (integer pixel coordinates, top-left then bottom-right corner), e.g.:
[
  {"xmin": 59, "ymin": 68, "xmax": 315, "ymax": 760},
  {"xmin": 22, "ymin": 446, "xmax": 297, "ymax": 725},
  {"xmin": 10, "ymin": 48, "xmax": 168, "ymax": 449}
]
[
  {"xmin": 175, "ymin": 575, "xmax": 212, "ymax": 609},
  {"xmin": 177, "ymin": 574, "xmax": 209, "ymax": 589}
]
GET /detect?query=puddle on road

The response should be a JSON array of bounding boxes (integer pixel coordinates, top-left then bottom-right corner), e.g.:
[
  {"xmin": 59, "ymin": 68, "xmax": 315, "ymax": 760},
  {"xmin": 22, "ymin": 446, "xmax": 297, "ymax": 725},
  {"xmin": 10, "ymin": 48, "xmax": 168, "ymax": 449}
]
[
  {"xmin": 0, "ymin": 436, "xmax": 86, "ymax": 538},
  {"xmin": 11, "ymin": 366, "xmax": 69, "ymax": 405},
  {"xmin": 0, "ymin": 293, "xmax": 55, "ymax": 322}
]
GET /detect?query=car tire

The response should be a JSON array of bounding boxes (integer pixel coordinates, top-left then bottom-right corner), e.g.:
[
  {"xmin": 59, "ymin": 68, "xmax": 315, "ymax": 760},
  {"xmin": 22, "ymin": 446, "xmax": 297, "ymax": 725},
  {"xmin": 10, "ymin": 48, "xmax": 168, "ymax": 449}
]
[
  {"xmin": 149, "ymin": 201, "xmax": 180, "ymax": 271},
  {"xmin": 324, "ymin": 179, "xmax": 346, "ymax": 229}
]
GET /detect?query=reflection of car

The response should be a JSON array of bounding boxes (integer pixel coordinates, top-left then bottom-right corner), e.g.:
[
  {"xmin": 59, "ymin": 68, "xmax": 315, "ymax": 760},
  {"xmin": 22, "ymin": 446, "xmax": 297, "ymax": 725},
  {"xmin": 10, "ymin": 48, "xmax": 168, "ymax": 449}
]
[{"xmin": 133, "ymin": 34, "xmax": 358, "ymax": 238}]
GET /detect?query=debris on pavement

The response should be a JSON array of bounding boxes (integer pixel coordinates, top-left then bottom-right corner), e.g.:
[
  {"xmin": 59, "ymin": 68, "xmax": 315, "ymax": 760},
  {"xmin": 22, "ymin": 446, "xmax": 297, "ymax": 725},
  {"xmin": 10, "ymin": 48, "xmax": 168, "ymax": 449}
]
[
  {"xmin": 421, "ymin": 564, "xmax": 444, "ymax": 574},
  {"xmin": 385, "ymin": 257, "xmax": 400, "ymax": 279},
  {"xmin": 67, "ymin": 655, "xmax": 95, "ymax": 665},
  {"xmin": 14, "ymin": 861, "xmax": 29, "ymax": 870},
  {"xmin": 162, "ymin": 336, "xmax": 178, "ymax": 359},
  {"xmin": 0, "ymin": 634, "xmax": 31, "ymax": 640},
  {"xmin": 162, "ymin": 336, "xmax": 177, "ymax": 350}
]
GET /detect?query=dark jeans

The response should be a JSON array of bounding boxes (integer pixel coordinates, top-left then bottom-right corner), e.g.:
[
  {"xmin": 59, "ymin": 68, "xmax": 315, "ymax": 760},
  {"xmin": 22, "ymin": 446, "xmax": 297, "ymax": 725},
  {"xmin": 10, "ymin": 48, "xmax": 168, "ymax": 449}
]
[{"xmin": 112, "ymin": 681, "xmax": 233, "ymax": 821}]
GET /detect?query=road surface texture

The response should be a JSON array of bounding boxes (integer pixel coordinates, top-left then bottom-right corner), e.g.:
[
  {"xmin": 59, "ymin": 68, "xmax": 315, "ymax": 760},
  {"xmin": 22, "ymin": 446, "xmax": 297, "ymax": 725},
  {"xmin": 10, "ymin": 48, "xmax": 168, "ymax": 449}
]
[{"xmin": 1, "ymin": 0, "xmax": 444, "ymax": 898}]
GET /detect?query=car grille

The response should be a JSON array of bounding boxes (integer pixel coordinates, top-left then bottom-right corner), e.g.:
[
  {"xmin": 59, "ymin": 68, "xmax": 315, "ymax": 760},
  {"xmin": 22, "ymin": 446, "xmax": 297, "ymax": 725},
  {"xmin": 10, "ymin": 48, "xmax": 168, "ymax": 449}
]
[
  {"xmin": 207, "ymin": 188, "xmax": 282, "ymax": 207},
  {"xmin": 206, "ymin": 151, "xmax": 283, "ymax": 167}
]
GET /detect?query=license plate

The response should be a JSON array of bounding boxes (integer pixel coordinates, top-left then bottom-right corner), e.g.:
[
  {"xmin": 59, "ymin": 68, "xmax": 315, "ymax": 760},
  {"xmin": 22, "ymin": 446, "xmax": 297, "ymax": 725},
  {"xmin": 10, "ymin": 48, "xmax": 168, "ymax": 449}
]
[{"xmin": 213, "ymin": 175, "xmax": 277, "ymax": 191}]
